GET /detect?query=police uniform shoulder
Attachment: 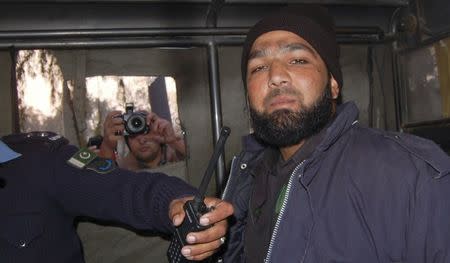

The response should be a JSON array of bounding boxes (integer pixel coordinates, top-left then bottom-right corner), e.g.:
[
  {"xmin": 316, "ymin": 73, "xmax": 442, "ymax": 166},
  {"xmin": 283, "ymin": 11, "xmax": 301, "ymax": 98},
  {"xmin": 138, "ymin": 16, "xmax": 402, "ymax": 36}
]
[{"xmin": 2, "ymin": 131, "xmax": 69, "ymax": 152}]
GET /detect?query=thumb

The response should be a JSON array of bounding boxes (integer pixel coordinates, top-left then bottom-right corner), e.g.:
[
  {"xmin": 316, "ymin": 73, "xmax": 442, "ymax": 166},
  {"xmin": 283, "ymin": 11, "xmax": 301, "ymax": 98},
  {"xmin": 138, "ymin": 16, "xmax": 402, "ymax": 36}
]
[{"xmin": 169, "ymin": 197, "xmax": 191, "ymax": 226}]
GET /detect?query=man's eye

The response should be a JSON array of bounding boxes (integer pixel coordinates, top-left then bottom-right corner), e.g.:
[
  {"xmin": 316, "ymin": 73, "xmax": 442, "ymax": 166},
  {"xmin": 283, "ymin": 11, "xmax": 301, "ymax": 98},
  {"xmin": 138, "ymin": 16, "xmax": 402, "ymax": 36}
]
[
  {"xmin": 291, "ymin": 59, "xmax": 307, "ymax": 64},
  {"xmin": 250, "ymin": 65, "xmax": 267, "ymax": 74}
]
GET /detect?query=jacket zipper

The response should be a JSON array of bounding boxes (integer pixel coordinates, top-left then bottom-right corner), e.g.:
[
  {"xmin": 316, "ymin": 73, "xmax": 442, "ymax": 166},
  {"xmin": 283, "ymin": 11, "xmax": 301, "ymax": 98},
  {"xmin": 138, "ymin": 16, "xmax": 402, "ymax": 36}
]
[
  {"xmin": 264, "ymin": 160, "xmax": 305, "ymax": 263},
  {"xmin": 221, "ymin": 156, "xmax": 237, "ymax": 199}
]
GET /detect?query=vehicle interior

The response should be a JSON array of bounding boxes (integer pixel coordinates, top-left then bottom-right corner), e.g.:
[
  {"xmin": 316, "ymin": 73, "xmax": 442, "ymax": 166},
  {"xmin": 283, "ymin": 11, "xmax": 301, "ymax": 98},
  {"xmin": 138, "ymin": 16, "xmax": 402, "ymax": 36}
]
[{"xmin": 0, "ymin": 0, "xmax": 449, "ymax": 196}]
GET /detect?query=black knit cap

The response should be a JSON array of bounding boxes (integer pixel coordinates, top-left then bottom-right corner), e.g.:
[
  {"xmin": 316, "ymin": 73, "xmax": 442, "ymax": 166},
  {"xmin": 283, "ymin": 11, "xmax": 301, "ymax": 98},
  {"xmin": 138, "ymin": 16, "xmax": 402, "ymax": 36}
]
[{"xmin": 241, "ymin": 4, "xmax": 343, "ymax": 89}]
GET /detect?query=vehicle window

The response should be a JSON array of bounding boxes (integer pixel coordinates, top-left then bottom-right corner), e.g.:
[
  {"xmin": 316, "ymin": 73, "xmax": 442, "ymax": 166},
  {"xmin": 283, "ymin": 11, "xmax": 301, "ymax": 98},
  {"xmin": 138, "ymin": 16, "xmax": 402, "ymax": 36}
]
[{"xmin": 16, "ymin": 49, "xmax": 184, "ymax": 159}]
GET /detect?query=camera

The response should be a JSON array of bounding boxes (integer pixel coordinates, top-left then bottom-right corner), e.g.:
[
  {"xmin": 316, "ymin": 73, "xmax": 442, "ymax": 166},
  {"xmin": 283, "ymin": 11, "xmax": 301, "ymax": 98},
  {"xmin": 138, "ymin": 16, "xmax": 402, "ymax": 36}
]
[{"xmin": 119, "ymin": 103, "xmax": 150, "ymax": 136}]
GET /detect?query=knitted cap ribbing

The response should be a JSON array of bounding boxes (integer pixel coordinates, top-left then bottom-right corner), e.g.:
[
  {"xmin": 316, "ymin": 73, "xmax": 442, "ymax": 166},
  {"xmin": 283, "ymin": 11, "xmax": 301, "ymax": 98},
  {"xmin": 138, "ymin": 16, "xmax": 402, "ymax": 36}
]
[{"xmin": 241, "ymin": 5, "xmax": 343, "ymax": 89}]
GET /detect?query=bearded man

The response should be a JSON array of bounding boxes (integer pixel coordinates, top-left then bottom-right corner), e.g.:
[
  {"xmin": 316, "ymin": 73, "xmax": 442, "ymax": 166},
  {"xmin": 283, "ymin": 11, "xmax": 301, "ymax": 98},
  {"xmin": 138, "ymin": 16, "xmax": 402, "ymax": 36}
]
[{"xmin": 221, "ymin": 4, "xmax": 450, "ymax": 263}]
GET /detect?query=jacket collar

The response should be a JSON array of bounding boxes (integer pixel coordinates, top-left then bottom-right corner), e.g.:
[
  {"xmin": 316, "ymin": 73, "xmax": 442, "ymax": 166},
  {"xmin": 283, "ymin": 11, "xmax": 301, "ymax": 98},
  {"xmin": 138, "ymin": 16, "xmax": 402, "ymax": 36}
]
[
  {"xmin": 316, "ymin": 101, "xmax": 359, "ymax": 153},
  {"xmin": 294, "ymin": 102, "xmax": 358, "ymax": 186},
  {"xmin": 241, "ymin": 133, "xmax": 266, "ymax": 153},
  {"xmin": 0, "ymin": 140, "xmax": 22, "ymax": 164}
]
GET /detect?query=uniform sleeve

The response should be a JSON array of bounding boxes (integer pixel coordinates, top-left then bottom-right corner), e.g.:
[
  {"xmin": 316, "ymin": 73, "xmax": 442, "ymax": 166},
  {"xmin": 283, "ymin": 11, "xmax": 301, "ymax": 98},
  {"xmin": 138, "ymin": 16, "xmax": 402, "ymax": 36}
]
[
  {"xmin": 49, "ymin": 144, "xmax": 197, "ymax": 234},
  {"xmin": 406, "ymin": 162, "xmax": 450, "ymax": 263}
]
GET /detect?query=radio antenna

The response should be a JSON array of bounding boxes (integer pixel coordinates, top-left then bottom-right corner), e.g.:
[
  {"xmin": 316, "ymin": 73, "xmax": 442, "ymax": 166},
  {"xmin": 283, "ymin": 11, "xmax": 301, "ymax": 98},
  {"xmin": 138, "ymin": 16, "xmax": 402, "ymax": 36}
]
[{"xmin": 193, "ymin": 126, "xmax": 230, "ymax": 204}]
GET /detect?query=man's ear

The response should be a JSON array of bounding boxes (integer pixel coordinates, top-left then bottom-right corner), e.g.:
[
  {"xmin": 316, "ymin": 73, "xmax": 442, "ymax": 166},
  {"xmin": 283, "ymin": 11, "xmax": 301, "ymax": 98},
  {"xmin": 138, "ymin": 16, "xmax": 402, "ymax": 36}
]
[{"xmin": 329, "ymin": 75, "xmax": 340, "ymax": 99}]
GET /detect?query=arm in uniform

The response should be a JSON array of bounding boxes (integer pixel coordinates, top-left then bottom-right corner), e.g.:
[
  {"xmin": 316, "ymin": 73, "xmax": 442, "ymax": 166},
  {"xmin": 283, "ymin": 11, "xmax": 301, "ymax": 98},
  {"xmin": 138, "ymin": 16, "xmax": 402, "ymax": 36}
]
[
  {"xmin": 0, "ymin": 132, "xmax": 197, "ymax": 263},
  {"xmin": 52, "ymin": 142, "xmax": 195, "ymax": 233}
]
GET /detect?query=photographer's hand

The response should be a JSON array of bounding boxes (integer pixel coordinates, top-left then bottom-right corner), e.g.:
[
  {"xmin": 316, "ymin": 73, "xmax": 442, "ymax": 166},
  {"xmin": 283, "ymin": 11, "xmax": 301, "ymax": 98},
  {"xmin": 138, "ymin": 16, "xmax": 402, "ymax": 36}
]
[
  {"xmin": 148, "ymin": 112, "xmax": 186, "ymax": 158},
  {"xmin": 99, "ymin": 110, "xmax": 124, "ymax": 159}
]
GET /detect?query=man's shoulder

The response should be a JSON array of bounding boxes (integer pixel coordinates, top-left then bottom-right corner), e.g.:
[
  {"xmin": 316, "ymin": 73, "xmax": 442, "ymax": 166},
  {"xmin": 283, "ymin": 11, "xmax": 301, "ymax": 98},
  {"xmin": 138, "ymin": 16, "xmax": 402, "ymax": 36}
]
[
  {"xmin": 347, "ymin": 125, "xmax": 450, "ymax": 178},
  {"xmin": 1, "ymin": 132, "xmax": 82, "ymax": 170},
  {"xmin": 351, "ymin": 125, "xmax": 446, "ymax": 156},
  {"xmin": 2, "ymin": 131, "xmax": 69, "ymax": 153}
]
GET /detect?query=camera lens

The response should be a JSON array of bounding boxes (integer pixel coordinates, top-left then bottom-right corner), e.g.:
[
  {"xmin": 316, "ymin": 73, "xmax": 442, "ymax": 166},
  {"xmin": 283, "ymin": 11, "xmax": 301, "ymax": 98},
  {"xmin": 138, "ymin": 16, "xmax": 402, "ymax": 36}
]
[
  {"xmin": 126, "ymin": 114, "xmax": 147, "ymax": 134},
  {"xmin": 132, "ymin": 118, "xmax": 143, "ymax": 128}
]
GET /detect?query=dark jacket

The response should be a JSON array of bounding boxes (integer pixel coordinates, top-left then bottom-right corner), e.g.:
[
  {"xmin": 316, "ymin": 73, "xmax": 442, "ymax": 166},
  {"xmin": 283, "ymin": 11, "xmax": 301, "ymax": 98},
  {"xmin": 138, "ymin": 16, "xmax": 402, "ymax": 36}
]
[
  {"xmin": 223, "ymin": 102, "xmax": 450, "ymax": 263},
  {"xmin": 0, "ymin": 132, "xmax": 197, "ymax": 263}
]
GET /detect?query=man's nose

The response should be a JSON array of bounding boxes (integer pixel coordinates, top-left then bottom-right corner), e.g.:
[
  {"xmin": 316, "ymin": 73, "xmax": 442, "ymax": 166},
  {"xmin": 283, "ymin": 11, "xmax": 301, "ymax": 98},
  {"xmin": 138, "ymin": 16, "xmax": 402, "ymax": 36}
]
[
  {"xmin": 137, "ymin": 135, "xmax": 148, "ymax": 143},
  {"xmin": 268, "ymin": 61, "xmax": 290, "ymax": 88}
]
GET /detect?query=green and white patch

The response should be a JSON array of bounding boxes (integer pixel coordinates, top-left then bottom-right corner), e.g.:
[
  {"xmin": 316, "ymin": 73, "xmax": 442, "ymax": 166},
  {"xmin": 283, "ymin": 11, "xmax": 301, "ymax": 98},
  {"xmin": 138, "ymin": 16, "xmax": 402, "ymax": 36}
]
[{"xmin": 67, "ymin": 148, "xmax": 97, "ymax": 169}]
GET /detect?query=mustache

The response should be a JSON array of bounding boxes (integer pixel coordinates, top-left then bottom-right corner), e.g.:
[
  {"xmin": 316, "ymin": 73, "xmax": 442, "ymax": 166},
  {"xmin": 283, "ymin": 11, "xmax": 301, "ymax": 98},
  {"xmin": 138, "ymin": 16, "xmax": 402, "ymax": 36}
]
[
  {"xmin": 138, "ymin": 141, "xmax": 153, "ymax": 146},
  {"xmin": 263, "ymin": 87, "xmax": 301, "ymax": 106},
  {"xmin": 134, "ymin": 136, "xmax": 161, "ymax": 145}
]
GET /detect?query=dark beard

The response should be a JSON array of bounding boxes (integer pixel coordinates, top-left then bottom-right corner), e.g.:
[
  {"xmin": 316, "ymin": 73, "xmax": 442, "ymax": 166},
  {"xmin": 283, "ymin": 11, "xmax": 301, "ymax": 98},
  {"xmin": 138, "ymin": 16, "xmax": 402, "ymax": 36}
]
[
  {"xmin": 134, "ymin": 149, "xmax": 160, "ymax": 165},
  {"xmin": 249, "ymin": 83, "xmax": 333, "ymax": 148}
]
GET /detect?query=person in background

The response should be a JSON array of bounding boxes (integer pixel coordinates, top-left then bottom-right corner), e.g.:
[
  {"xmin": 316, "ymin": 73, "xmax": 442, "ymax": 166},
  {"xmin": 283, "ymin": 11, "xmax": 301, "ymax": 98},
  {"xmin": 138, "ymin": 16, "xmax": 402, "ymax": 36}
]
[
  {"xmin": 222, "ymin": 4, "xmax": 450, "ymax": 263},
  {"xmin": 0, "ymin": 131, "xmax": 232, "ymax": 263},
  {"xmin": 101, "ymin": 110, "xmax": 186, "ymax": 171}
]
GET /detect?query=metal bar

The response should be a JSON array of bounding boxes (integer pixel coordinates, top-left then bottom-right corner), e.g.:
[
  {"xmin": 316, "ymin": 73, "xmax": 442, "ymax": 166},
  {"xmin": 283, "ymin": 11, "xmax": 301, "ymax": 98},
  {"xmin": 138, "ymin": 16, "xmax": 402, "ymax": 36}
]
[
  {"xmin": 207, "ymin": 40, "xmax": 226, "ymax": 196},
  {"xmin": 0, "ymin": 27, "xmax": 383, "ymax": 39},
  {"xmin": 0, "ymin": 38, "xmax": 244, "ymax": 49},
  {"xmin": 389, "ymin": 6, "xmax": 402, "ymax": 131},
  {"xmin": 391, "ymin": 50, "xmax": 403, "ymax": 130},
  {"xmin": 402, "ymin": 117, "xmax": 450, "ymax": 128},
  {"xmin": 367, "ymin": 46, "xmax": 374, "ymax": 127},
  {"xmin": 0, "ymin": 0, "xmax": 410, "ymax": 6},
  {"xmin": 0, "ymin": 34, "xmax": 386, "ymax": 50},
  {"xmin": 0, "ymin": 28, "xmax": 250, "ymax": 39},
  {"xmin": 0, "ymin": 26, "xmax": 386, "ymax": 49},
  {"xmin": 9, "ymin": 49, "xmax": 20, "ymax": 133},
  {"xmin": 397, "ymin": 30, "xmax": 450, "ymax": 54}
]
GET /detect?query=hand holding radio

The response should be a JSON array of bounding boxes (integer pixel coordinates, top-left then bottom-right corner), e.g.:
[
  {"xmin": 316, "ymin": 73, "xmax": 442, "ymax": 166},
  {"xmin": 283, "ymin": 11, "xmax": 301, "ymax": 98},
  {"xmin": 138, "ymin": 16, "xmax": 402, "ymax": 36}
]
[
  {"xmin": 167, "ymin": 127, "xmax": 231, "ymax": 262},
  {"xmin": 169, "ymin": 196, "xmax": 232, "ymax": 261}
]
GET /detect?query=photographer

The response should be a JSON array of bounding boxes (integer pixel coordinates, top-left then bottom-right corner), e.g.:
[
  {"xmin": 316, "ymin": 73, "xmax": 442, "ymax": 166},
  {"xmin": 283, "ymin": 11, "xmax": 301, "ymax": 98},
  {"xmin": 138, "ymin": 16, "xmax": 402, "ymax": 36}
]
[
  {"xmin": 77, "ymin": 107, "xmax": 192, "ymax": 263},
  {"xmin": 100, "ymin": 109, "xmax": 186, "ymax": 170}
]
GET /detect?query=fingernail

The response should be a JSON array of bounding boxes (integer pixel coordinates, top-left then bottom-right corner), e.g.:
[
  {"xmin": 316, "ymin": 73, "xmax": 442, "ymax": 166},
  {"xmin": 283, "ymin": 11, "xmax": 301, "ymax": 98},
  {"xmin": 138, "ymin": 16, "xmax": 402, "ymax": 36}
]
[
  {"xmin": 186, "ymin": 235, "xmax": 196, "ymax": 243},
  {"xmin": 172, "ymin": 215, "xmax": 181, "ymax": 226},
  {"xmin": 200, "ymin": 217, "xmax": 209, "ymax": 226},
  {"xmin": 181, "ymin": 248, "xmax": 191, "ymax": 256}
]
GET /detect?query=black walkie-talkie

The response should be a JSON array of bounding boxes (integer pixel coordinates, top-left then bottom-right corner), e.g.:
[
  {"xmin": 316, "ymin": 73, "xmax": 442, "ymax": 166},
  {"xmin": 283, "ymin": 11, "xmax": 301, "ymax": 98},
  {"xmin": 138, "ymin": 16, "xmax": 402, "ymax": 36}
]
[{"xmin": 167, "ymin": 126, "xmax": 231, "ymax": 263}]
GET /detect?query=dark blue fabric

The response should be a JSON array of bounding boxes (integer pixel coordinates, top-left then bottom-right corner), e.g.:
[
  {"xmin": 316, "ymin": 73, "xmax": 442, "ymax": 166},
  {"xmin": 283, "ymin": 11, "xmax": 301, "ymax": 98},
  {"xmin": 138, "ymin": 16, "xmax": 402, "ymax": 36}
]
[
  {"xmin": 223, "ymin": 101, "xmax": 450, "ymax": 263},
  {"xmin": 0, "ymin": 133, "xmax": 197, "ymax": 263}
]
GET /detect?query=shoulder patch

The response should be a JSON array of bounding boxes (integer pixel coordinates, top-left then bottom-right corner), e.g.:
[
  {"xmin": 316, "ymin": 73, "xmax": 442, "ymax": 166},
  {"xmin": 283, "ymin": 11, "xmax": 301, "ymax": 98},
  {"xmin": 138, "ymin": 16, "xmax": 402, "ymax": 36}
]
[
  {"xmin": 86, "ymin": 158, "xmax": 117, "ymax": 174},
  {"xmin": 67, "ymin": 147, "xmax": 97, "ymax": 169}
]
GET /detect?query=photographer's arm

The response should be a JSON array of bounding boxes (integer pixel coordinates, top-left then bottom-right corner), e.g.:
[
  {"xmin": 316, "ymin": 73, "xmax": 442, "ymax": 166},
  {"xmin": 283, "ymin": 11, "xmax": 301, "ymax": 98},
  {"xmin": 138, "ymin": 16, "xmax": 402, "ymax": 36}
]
[
  {"xmin": 98, "ymin": 110, "xmax": 124, "ymax": 159},
  {"xmin": 148, "ymin": 112, "xmax": 187, "ymax": 159},
  {"xmin": 166, "ymin": 136, "xmax": 186, "ymax": 161}
]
